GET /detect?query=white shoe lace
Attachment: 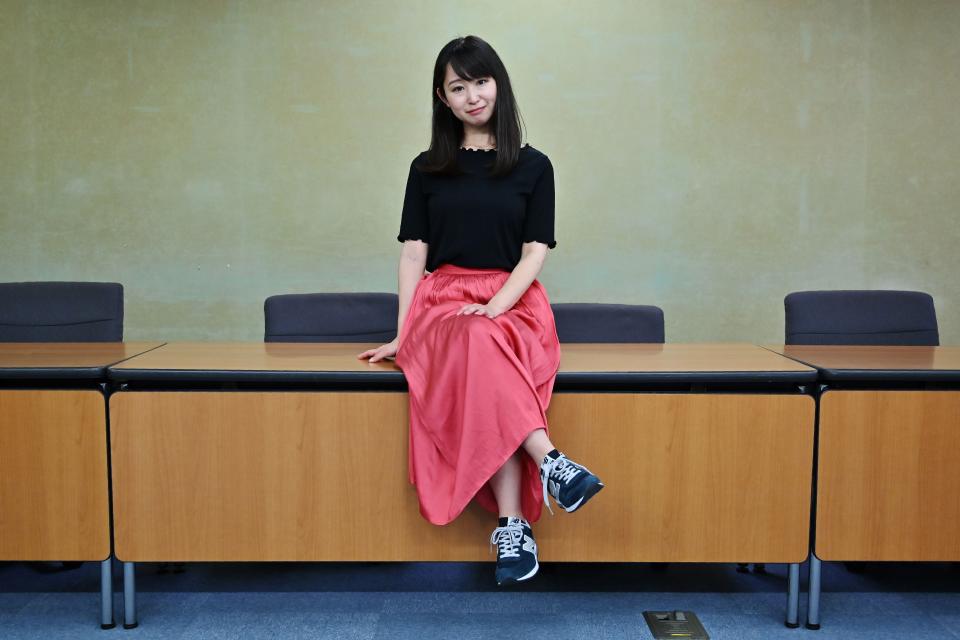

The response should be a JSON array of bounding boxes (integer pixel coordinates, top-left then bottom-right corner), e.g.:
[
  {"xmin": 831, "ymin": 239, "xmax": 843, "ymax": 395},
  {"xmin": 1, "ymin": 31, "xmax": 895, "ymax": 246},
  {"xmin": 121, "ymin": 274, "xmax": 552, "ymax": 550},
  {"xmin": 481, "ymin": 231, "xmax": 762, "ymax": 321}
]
[
  {"xmin": 489, "ymin": 524, "xmax": 523, "ymax": 559},
  {"xmin": 540, "ymin": 454, "xmax": 586, "ymax": 516}
]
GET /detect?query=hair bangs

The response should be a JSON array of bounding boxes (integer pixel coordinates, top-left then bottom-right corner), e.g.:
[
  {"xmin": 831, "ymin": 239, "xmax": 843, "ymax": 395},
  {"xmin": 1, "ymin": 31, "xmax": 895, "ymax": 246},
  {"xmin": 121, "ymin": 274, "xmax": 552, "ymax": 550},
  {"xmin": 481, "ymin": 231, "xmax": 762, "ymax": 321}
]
[{"xmin": 449, "ymin": 49, "xmax": 492, "ymax": 83}]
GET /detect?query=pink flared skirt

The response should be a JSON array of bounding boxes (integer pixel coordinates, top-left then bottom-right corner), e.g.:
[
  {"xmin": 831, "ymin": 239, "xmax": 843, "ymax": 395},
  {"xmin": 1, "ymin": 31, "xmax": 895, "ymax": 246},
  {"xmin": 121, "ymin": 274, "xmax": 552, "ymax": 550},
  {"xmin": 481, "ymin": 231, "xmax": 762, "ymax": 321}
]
[{"xmin": 394, "ymin": 263, "xmax": 562, "ymax": 525}]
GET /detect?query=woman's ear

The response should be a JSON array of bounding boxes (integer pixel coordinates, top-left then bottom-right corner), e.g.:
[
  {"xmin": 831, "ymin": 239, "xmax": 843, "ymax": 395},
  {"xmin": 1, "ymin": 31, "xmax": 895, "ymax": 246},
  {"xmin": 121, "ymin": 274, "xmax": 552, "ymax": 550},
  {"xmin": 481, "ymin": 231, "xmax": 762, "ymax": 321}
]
[{"xmin": 436, "ymin": 87, "xmax": 448, "ymax": 108}]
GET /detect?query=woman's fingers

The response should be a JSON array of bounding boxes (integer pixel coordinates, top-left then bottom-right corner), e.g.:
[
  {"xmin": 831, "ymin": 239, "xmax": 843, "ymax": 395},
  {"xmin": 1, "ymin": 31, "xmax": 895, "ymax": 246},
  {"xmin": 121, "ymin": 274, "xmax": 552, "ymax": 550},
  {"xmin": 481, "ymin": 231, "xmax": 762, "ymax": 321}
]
[
  {"xmin": 457, "ymin": 304, "xmax": 500, "ymax": 317},
  {"xmin": 361, "ymin": 341, "xmax": 404, "ymax": 363},
  {"xmin": 458, "ymin": 305, "xmax": 503, "ymax": 317}
]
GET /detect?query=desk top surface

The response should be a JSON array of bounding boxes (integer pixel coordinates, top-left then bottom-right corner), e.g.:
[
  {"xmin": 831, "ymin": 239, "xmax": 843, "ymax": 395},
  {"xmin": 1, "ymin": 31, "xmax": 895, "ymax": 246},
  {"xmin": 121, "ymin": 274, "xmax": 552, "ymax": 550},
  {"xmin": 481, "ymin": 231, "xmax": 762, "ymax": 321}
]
[
  {"xmin": 108, "ymin": 342, "xmax": 815, "ymax": 386},
  {"xmin": 0, "ymin": 342, "xmax": 164, "ymax": 379},
  {"xmin": 764, "ymin": 345, "xmax": 960, "ymax": 382}
]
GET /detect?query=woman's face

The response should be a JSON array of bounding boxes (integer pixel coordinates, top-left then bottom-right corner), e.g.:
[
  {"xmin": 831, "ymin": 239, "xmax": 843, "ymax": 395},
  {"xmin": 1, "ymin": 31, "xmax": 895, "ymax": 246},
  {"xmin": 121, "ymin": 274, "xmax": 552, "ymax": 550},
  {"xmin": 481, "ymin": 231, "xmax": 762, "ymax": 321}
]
[{"xmin": 436, "ymin": 63, "xmax": 497, "ymax": 127}]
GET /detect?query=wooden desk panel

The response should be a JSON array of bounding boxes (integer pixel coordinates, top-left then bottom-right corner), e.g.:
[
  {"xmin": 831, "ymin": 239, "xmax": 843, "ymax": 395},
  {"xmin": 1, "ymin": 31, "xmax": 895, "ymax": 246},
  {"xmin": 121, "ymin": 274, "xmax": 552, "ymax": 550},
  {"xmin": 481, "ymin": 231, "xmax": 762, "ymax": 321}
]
[
  {"xmin": 111, "ymin": 392, "xmax": 490, "ymax": 561},
  {"xmin": 0, "ymin": 391, "xmax": 110, "ymax": 560},
  {"xmin": 816, "ymin": 390, "xmax": 960, "ymax": 561},
  {"xmin": 111, "ymin": 391, "xmax": 813, "ymax": 563},
  {"xmin": 538, "ymin": 393, "xmax": 814, "ymax": 562}
]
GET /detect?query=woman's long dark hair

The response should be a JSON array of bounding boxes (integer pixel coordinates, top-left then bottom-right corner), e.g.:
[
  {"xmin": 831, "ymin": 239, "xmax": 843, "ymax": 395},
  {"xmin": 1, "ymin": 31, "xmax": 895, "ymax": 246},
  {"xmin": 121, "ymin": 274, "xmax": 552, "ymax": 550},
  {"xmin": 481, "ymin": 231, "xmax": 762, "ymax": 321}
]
[{"xmin": 420, "ymin": 35, "xmax": 527, "ymax": 177}]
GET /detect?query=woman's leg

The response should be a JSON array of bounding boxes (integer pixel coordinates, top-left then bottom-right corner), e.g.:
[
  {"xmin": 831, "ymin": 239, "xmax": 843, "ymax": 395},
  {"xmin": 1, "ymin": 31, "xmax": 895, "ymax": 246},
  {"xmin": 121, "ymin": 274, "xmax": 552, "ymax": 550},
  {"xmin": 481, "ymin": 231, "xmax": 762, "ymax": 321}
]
[
  {"xmin": 489, "ymin": 451, "xmax": 539, "ymax": 586},
  {"xmin": 488, "ymin": 451, "xmax": 524, "ymax": 518},
  {"xmin": 521, "ymin": 428, "xmax": 554, "ymax": 463}
]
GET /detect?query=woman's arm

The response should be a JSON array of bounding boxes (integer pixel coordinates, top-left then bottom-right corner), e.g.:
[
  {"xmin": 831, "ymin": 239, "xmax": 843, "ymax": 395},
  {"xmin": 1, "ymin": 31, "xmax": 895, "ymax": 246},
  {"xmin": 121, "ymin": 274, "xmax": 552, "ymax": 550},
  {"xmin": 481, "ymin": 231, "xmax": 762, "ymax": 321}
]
[
  {"xmin": 397, "ymin": 239, "xmax": 428, "ymax": 334},
  {"xmin": 459, "ymin": 242, "xmax": 548, "ymax": 318},
  {"xmin": 358, "ymin": 239, "xmax": 426, "ymax": 362}
]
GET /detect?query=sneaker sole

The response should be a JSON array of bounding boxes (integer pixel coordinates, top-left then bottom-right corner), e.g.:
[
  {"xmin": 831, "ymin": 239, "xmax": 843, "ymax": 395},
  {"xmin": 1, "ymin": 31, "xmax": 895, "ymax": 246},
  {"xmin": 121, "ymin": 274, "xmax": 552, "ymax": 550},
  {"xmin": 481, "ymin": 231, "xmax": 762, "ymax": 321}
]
[
  {"xmin": 563, "ymin": 480, "xmax": 604, "ymax": 513},
  {"xmin": 496, "ymin": 558, "xmax": 539, "ymax": 586}
]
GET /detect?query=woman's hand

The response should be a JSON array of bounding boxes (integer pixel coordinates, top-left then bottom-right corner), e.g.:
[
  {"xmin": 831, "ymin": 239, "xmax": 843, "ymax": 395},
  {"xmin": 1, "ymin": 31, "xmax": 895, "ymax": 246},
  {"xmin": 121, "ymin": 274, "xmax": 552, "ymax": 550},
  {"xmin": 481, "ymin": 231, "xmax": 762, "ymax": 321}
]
[
  {"xmin": 357, "ymin": 338, "xmax": 399, "ymax": 363},
  {"xmin": 457, "ymin": 302, "xmax": 507, "ymax": 319}
]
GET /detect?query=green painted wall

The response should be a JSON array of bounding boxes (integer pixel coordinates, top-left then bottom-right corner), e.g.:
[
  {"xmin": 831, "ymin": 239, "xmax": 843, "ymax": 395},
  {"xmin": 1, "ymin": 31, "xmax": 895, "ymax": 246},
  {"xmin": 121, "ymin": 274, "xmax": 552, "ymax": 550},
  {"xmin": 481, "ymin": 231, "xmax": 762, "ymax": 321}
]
[{"xmin": 1, "ymin": 1, "xmax": 957, "ymax": 342}]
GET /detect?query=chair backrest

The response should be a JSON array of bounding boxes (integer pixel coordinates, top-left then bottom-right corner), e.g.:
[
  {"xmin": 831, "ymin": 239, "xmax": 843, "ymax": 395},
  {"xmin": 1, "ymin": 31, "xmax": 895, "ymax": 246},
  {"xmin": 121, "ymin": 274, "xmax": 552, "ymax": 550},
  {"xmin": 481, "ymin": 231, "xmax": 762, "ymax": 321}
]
[
  {"xmin": 551, "ymin": 303, "xmax": 665, "ymax": 343},
  {"xmin": 0, "ymin": 281, "xmax": 124, "ymax": 342},
  {"xmin": 784, "ymin": 290, "xmax": 939, "ymax": 346},
  {"xmin": 264, "ymin": 292, "xmax": 399, "ymax": 343}
]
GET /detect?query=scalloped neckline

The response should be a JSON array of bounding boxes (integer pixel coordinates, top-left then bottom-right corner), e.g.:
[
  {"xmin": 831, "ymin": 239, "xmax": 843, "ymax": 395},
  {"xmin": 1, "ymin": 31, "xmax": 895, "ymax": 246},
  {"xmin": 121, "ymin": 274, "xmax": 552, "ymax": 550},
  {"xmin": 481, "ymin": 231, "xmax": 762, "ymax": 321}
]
[{"xmin": 459, "ymin": 143, "xmax": 530, "ymax": 153}]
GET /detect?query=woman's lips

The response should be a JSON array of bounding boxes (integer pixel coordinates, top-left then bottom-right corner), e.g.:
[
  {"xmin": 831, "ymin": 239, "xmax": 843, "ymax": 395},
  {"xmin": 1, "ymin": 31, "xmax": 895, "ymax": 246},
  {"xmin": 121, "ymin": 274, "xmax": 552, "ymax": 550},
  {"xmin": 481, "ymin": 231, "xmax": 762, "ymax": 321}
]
[{"xmin": 467, "ymin": 106, "xmax": 484, "ymax": 115}]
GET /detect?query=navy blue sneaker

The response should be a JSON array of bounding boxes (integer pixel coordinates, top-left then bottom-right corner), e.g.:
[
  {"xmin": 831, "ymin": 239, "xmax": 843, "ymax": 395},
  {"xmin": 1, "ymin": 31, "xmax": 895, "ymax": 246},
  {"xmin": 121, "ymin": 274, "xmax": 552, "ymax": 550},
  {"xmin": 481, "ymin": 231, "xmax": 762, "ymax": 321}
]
[
  {"xmin": 540, "ymin": 451, "xmax": 604, "ymax": 514},
  {"xmin": 490, "ymin": 516, "xmax": 539, "ymax": 585}
]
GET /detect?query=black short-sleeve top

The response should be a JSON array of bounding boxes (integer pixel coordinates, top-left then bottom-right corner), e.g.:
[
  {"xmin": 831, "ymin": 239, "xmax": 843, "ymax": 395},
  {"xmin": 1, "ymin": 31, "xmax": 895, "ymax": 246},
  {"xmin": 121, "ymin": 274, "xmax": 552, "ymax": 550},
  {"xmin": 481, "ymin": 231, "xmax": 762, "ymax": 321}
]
[{"xmin": 397, "ymin": 144, "xmax": 556, "ymax": 273}]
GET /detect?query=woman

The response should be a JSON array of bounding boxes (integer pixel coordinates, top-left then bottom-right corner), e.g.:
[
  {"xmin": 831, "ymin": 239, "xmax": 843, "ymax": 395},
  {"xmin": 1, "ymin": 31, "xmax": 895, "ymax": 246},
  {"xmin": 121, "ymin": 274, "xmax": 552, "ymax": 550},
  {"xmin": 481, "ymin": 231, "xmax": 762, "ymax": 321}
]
[{"xmin": 358, "ymin": 35, "xmax": 603, "ymax": 586}]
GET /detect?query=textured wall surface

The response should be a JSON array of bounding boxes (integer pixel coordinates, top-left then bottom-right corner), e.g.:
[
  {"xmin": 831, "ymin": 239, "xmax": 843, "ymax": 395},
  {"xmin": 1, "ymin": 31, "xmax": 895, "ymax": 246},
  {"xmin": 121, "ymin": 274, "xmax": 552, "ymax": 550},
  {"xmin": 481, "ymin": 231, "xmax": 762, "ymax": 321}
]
[{"xmin": 1, "ymin": 1, "xmax": 957, "ymax": 342}]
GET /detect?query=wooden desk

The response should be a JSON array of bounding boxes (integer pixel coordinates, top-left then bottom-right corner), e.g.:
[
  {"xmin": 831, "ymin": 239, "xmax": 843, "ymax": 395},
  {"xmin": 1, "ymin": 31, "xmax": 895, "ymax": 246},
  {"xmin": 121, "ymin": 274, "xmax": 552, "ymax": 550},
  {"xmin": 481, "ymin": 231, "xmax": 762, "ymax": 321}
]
[
  {"xmin": 0, "ymin": 342, "xmax": 162, "ymax": 559},
  {"xmin": 0, "ymin": 342, "xmax": 163, "ymax": 628},
  {"xmin": 109, "ymin": 342, "xmax": 816, "ymax": 626},
  {"xmin": 766, "ymin": 345, "xmax": 960, "ymax": 629}
]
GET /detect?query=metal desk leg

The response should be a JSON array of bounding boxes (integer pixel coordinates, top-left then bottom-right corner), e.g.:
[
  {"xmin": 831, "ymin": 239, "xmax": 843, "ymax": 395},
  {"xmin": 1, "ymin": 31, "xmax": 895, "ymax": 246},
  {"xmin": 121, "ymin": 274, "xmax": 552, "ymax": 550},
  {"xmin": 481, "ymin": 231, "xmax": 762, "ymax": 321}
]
[
  {"xmin": 100, "ymin": 558, "xmax": 115, "ymax": 629},
  {"xmin": 806, "ymin": 555, "xmax": 822, "ymax": 630},
  {"xmin": 785, "ymin": 562, "xmax": 800, "ymax": 628},
  {"xmin": 123, "ymin": 562, "xmax": 138, "ymax": 629}
]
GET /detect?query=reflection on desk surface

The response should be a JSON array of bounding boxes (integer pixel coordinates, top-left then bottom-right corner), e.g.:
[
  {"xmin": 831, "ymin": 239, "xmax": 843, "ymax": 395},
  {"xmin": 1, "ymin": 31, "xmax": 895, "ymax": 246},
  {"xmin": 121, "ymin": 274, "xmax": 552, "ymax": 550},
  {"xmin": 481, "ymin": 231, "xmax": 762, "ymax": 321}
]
[
  {"xmin": 108, "ymin": 341, "xmax": 814, "ymax": 374},
  {"xmin": 765, "ymin": 344, "xmax": 960, "ymax": 371},
  {"xmin": 559, "ymin": 343, "xmax": 812, "ymax": 373},
  {"xmin": 0, "ymin": 342, "xmax": 163, "ymax": 370},
  {"xmin": 111, "ymin": 342, "xmax": 402, "ymax": 373}
]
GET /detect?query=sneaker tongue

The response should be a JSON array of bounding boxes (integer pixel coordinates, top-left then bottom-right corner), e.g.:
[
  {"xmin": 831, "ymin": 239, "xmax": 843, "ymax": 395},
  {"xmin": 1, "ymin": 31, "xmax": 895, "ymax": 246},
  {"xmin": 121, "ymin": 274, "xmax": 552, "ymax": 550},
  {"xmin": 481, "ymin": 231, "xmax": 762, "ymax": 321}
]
[{"xmin": 506, "ymin": 516, "xmax": 526, "ymax": 527}]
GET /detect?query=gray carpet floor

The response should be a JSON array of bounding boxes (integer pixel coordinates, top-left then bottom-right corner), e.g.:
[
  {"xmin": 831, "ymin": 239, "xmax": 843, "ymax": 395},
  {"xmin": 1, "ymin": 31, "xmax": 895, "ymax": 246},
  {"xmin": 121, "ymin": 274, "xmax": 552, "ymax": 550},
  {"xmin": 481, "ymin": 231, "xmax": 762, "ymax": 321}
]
[{"xmin": 2, "ymin": 561, "xmax": 958, "ymax": 639}]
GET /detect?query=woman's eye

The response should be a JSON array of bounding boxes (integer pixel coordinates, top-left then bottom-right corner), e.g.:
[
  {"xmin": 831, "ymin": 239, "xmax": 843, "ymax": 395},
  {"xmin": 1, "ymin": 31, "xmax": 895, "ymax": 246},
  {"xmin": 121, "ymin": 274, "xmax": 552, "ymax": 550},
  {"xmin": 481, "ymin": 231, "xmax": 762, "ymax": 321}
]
[{"xmin": 451, "ymin": 79, "xmax": 487, "ymax": 92}]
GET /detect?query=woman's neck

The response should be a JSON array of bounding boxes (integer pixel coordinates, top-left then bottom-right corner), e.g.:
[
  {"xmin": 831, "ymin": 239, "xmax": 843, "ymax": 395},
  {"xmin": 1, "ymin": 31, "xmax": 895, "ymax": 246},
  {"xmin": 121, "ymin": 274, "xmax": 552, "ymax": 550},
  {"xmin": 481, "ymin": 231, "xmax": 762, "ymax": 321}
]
[{"xmin": 462, "ymin": 125, "xmax": 495, "ymax": 149}]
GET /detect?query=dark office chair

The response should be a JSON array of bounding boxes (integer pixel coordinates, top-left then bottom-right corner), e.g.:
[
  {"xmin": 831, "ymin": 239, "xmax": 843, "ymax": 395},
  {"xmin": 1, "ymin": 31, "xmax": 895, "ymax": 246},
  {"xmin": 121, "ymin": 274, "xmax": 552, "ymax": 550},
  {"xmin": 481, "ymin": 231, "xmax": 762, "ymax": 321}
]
[
  {"xmin": 0, "ymin": 282, "xmax": 124, "ymax": 342},
  {"xmin": 264, "ymin": 292, "xmax": 398, "ymax": 342},
  {"xmin": 551, "ymin": 303, "xmax": 665, "ymax": 343},
  {"xmin": 785, "ymin": 290, "xmax": 939, "ymax": 346},
  {"xmin": 0, "ymin": 281, "xmax": 123, "ymax": 573},
  {"xmin": 781, "ymin": 289, "xmax": 939, "ymax": 576}
]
